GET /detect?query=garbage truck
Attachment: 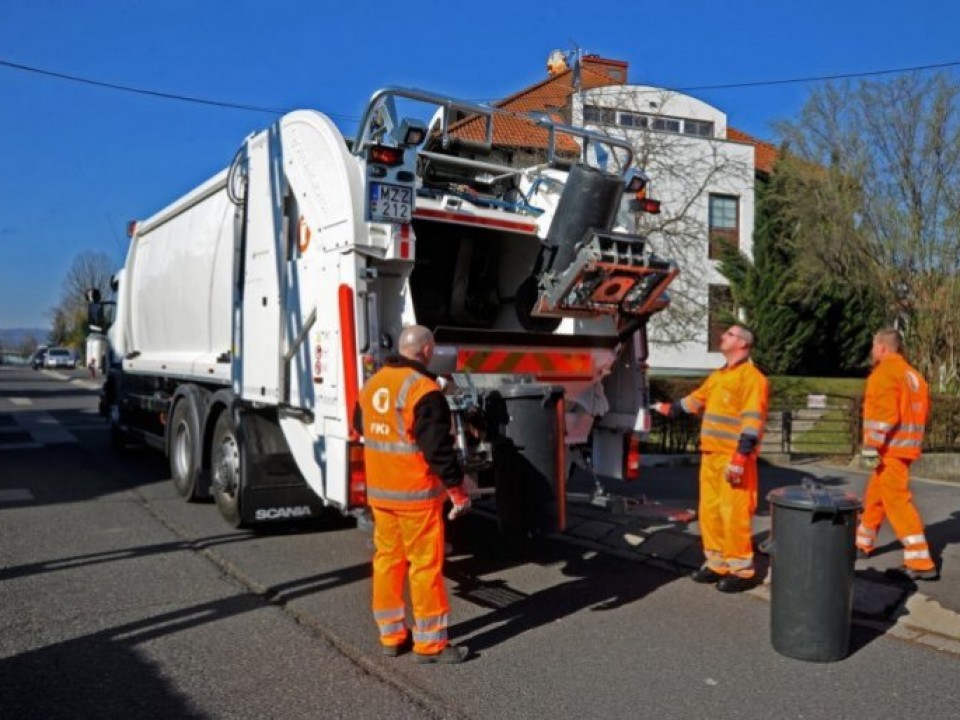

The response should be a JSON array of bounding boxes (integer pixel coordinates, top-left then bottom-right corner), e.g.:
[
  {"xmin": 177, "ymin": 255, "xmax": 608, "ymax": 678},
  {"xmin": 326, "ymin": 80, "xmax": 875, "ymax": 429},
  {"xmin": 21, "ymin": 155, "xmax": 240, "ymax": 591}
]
[{"xmin": 93, "ymin": 87, "xmax": 679, "ymax": 530}]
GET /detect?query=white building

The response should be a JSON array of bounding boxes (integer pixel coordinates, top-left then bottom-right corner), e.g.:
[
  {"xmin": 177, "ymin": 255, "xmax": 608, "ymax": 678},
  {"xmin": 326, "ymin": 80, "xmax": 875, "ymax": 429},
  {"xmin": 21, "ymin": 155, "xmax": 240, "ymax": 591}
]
[
  {"xmin": 573, "ymin": 82, "xmax": 757, "ymax": 373},
  {"xmin": 441, "ymin": 54, "xmax": 774, "ymax": 373}
]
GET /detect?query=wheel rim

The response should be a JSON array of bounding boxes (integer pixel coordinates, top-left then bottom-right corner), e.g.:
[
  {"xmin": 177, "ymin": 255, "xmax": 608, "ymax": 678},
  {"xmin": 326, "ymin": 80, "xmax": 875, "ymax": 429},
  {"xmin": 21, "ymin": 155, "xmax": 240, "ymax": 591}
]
[
  {"xmin": 172, "ymin": 422, "xmax": 192, "ymax": 481},
  {"xmin": 213, "ymin": 431, "xmax": 240, "ymax": 499}
]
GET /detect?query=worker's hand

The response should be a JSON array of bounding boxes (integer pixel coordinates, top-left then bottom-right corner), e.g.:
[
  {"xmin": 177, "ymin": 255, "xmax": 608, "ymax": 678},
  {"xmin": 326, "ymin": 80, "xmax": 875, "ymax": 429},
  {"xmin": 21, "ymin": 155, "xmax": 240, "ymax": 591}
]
[
  {"xmin": 725, "ymin": 453, "xmax": 749, "ymax": 486},
  {"xmin": 447, "ymin": 483, "xmax": 472, "ymax": 520},
  {"xmin": 652, "ymin": 402, "xmax": 671, "ymax": 417}
]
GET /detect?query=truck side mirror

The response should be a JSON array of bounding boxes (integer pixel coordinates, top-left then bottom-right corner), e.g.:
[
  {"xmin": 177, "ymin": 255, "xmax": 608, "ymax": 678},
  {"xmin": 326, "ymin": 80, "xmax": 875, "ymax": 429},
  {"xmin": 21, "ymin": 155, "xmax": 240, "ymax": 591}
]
[{"xmin": 87, "ymin": 300, "xmax": 116, "ymax": 333}]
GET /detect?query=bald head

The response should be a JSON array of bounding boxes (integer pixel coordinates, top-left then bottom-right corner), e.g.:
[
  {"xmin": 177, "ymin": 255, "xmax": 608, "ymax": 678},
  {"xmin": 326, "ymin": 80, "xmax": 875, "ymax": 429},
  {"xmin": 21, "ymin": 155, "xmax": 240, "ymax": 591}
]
[
  {"xmin": 871, "ymin": 327, "xmax": 903, "ymax": 366},
  {"xmin": 398, "ymin": 325, "xmax": 435, "ymax": 364},
  {"xmin": 874, "ymin": 328, "xmax": 902, "ymax": 353}
]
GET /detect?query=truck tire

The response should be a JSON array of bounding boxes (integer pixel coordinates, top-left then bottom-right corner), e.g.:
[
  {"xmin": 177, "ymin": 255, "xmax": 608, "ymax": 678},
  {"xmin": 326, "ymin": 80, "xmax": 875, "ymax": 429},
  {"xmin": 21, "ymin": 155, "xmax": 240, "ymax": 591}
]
[
  {"xmin": 210, "ymin": 410, "xmax": 245, "ymax": 528},
  {"xmin": 170, "ymin": 396, "xmax": 203, "ymax": 501}
]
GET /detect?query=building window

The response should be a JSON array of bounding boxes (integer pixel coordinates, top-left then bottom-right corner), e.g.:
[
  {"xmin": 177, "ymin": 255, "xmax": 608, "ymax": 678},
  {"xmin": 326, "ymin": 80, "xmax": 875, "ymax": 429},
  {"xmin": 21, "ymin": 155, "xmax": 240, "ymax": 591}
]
[
  {"xmin": 684, "ymin": 119, "xmax": 715, "ymax": 137},
  {"xmin": 650, "ymin": 116, "xmax": 682, "ymax": 133},
  {"xmin": 584, "ymin": 105, "xmax": 616, "ymax": 125},
  {"xmin": 708, "ymin": 194, "xmax": 739, "ymax": 260},
  {"xmin": 708, "ymin": 285, "xmax": 735, "ymax": 352},
  {"xmin": 618, "ymin": 112, "xmax": 647, "ymax": 128}
]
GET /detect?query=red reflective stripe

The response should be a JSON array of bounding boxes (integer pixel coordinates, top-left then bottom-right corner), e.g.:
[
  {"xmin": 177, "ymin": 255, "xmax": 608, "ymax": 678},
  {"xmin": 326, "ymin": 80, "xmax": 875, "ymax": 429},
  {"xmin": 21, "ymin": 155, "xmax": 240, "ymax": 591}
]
[
  {"xmin": 339, "ymin": 284, "xmax": 360, "ymax": 442},
  {"xmin": 456, "ymin": 349, "xmax": 593, "ymax": 377}
]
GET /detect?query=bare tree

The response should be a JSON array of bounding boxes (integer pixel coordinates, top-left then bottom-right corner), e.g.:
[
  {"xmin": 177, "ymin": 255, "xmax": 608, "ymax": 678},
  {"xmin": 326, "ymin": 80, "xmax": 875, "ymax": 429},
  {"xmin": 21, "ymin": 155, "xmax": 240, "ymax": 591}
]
[
  {"xmin": 573, "ymin": 87, "xmax": 755, "ymax": 347},
  {"xmin": 775, "ymin": 72, "xmax": 960, "ymax": 388},
  {"xmin": 50, "ymin": 251, "xmax": 117, "ymax": 348}
]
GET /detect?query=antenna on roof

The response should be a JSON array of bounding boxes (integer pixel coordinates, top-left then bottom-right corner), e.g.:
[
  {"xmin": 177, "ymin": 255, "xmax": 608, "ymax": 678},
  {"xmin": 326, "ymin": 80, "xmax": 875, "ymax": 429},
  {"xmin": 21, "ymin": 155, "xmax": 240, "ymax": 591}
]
[{"xmin": 571, "ymin": 44, "xmax": 583, "ymax": 94}]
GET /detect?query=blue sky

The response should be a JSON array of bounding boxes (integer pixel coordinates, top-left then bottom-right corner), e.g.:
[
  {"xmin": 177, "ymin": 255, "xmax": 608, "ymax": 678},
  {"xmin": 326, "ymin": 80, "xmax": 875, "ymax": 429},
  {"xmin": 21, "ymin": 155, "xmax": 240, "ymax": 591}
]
[{"xmin": 1, "ymin": 0, "xmax": 957, "ymax": 329}]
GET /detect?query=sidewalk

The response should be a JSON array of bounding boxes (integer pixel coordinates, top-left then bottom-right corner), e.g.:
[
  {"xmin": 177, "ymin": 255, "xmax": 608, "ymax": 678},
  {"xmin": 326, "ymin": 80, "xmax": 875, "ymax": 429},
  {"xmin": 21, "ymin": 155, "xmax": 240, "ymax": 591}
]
[{"xmin": 480, "ymin": 457, "xmax": 960, "ymax": 656}]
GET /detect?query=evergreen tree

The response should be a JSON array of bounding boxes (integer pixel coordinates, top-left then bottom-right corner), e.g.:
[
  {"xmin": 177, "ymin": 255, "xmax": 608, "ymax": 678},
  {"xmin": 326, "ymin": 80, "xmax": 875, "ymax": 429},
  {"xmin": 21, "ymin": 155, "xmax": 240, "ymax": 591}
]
[{"xmin": 720, "ymin": 157, "xmax": 883, "ymax": 377}]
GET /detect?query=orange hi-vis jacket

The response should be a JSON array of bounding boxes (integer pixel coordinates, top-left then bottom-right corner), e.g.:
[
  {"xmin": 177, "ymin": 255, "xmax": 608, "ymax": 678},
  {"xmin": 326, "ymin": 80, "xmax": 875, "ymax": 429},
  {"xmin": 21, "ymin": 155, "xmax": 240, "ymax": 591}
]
[
  {"xmin": 681, "ymin": 359, "xmax": 769, "ymax": 455},
  {"xmin": 863, "ymin": 353, "xmax": 929, "ymax": 461},
  {"xmin": 359, "ymin": 365, "xmax": 446, "ymax": 510}
]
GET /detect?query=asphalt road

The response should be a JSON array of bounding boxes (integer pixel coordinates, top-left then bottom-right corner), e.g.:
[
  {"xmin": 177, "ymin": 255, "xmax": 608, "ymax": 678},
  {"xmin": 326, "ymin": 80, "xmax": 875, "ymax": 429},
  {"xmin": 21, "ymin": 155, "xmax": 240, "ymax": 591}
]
[{"xmin": 2, "ymin": 365, "xmax": 960, "ymax": 719}]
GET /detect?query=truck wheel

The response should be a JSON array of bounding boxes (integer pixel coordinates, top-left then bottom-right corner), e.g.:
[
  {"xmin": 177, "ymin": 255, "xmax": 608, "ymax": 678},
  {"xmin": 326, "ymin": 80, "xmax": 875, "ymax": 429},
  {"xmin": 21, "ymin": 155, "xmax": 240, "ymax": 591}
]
[
  {"xmin": 211, "ymin": 411, "xmax": 245, "ymax": 528},
  {"xmin": 170, "ymin": 397, "xmax": 203, "ymax": 501}
]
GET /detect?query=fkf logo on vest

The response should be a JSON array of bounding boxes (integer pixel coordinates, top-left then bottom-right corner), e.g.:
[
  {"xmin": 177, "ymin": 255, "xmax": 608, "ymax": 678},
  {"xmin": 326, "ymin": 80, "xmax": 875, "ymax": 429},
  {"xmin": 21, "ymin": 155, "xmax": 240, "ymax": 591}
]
[{"xmin": 370, "ymin": 388, "xmax": 391, "ymax": 435}]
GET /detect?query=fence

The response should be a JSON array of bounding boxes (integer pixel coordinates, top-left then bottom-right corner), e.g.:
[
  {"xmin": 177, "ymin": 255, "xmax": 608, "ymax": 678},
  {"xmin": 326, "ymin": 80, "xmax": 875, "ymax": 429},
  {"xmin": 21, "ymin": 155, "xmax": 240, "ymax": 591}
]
[{"xmin": 641, "ymin": 393, "xmax": 960, "ymax": 458}]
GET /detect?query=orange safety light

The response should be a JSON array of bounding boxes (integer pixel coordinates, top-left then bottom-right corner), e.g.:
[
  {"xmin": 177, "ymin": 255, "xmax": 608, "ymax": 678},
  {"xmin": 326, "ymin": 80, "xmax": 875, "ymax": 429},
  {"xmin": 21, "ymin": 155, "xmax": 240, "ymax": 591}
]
[{"xmin": 368, "ymin": 145, "xmax": 405, "ymax": 166}]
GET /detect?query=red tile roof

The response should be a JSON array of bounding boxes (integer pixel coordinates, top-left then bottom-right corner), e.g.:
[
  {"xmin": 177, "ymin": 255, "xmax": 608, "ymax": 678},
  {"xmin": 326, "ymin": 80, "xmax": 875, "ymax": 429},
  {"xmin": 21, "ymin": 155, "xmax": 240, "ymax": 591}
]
[
  {"xmin": 726, "ymin": 127, "xmax": 779, "ymax": 175},
  {"xmin": 443, "ymin": 57, "xmax": 779, "ymax": 175},
  {"xmin": 444, "ymin": 64, "xmax": 622, "ymax": 154}
]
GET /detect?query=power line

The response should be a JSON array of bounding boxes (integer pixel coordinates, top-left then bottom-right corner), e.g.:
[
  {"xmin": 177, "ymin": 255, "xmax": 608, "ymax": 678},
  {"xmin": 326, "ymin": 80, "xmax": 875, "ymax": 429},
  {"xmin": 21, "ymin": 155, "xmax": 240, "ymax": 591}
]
[
  {"xmin": 675, "ymin": 59, "xmax": 960, "ymax": 92},
  {"xmin": 0, "ymin": 58, "xmax": 360, "ymax": 122},
  {"xmin": 4, "ymin": 55, "xmax": 959, "ymax": 123},
  {"xmin": 465, "ymin": 59, "xmax": 960, "ymax": 103}
]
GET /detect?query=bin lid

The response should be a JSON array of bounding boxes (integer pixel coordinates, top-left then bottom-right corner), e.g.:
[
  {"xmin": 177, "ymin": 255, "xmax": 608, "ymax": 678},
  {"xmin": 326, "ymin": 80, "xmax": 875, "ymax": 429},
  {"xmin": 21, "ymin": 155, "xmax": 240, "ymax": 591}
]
[{"xmin": 767, "ymin": 483, "xmax": 861, "ymax": 512}]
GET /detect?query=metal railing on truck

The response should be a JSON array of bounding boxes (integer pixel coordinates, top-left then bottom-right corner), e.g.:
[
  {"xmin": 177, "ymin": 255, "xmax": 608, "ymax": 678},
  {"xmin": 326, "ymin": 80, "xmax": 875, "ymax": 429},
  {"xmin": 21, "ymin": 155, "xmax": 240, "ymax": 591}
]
[{"xmin": 352, "ymin": 86, "xmax": 637, "ymax": 178}]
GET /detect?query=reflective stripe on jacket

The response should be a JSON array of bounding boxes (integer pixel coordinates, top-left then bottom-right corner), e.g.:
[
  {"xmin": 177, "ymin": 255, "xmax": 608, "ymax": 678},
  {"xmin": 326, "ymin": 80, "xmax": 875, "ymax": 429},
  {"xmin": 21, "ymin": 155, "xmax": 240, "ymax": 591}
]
[
  {"xmin": 681, "ymin": 359, "xmax": 770, "ymax": 455},
  {"xmin": 863, "ymin": 353, "xmax": 929, "ymax": 460},
  {"xmin": 359, "ymin": 365, "xmax": 445, "ymax": 510}
]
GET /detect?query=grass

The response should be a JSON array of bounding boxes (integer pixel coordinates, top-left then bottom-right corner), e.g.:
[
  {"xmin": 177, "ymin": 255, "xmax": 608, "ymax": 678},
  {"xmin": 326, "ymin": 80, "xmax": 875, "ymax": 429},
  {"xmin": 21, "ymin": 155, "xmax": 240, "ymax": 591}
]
[
  {"xmin": 788, "ymin": 407, "xmax": 857, "ymax": 455},
  {"xmin": 768, "ymin": 376, "xmax": 865, "ymax": 398}
]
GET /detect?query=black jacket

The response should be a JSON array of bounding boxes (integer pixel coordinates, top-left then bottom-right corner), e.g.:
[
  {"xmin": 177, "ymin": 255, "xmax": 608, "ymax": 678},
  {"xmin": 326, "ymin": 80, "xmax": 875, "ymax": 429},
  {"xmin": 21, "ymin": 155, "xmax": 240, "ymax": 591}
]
[{"xmin": 353, "ymin": 356, "xmax": 462, "ymax": 488}]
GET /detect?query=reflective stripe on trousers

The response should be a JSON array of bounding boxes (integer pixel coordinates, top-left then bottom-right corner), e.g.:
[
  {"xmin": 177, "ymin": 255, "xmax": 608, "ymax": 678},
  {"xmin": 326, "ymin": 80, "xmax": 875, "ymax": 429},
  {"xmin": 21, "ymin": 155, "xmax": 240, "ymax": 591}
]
[
  {"xmin": 699, "ymin": 452, "xmax": 757, "ymax": 578},
  {"xmin": 856, "ymin": 524, "xmax": 877, "ymax": 551},
  {"xmin": 370, "ymin": 504, "xmax": 450, "ymax": 654},
  {"xmin": 859, "ymin": 456, "xmax": 935, "ymax": 571}
]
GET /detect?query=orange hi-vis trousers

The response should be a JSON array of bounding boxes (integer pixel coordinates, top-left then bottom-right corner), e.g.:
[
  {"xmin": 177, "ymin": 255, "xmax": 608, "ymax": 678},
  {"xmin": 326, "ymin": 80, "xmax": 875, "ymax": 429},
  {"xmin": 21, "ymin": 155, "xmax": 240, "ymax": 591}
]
[
  {"xmin": 700, "ymin": 452, "xmax": 758, "ymax": 578},
  {"xmin": 856, "ymin": 456, "xmax": 935, "ymax": 572},
  {"xmin": 371, "ymin": 504, "xmax": 450, "ymax": 655}
]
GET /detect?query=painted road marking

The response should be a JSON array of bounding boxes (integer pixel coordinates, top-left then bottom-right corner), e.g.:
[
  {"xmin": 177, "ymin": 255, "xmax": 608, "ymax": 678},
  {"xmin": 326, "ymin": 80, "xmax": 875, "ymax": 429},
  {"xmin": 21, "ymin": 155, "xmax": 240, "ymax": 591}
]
[
  {"xmin": 0, "ymin": 411, "xmax": 76, "ymax": 447},
  {"xmin": 8, "ymin": 397, "xmax": 32, "ymax": 406}
]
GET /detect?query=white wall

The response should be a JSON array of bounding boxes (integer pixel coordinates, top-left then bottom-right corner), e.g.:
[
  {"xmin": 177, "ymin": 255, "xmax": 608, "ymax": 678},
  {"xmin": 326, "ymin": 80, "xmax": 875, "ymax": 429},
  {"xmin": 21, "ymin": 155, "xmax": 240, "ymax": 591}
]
[{"xmin": 573, "ymin": 85, "xmax": 756, "ymax": 374}]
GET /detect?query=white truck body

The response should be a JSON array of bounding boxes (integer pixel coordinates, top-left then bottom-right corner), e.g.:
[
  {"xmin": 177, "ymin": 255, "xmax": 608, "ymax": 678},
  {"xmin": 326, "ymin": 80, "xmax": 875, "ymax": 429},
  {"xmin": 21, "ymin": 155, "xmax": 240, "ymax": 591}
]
[{"xmin": 100, "ymin": 88, "xmax": 678, "ymax": 528}]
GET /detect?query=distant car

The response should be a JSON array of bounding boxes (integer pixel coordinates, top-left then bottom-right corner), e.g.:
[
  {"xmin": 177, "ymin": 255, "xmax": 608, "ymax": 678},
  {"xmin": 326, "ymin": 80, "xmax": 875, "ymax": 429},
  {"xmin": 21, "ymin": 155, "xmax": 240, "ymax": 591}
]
[
  {"xmin": 30, "ymin": 348, "xmax": 48, "ymax": 370},
  {"xmin": 44, "ymin": 347, "xmax": 77, "ymax": 369}
]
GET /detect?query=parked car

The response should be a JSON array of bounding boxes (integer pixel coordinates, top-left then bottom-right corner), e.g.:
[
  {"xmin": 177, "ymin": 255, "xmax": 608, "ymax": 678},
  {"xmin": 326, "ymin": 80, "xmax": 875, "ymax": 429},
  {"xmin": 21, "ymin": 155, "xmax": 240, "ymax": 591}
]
[
  {"xmin": 30, "ymin": 347, "xmax": 48, "ymax": 370},
  {"xmin": 44, "ymin": 347, "xmax": 77, "ymax": 369}
]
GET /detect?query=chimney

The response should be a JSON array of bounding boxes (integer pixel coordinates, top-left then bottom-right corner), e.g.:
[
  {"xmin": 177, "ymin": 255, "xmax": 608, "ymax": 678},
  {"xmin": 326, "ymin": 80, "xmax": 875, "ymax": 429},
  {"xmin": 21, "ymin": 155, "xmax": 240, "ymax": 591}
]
[{"xmin": 581, "ymin": 55, "xmax": 628, "ymax": 84}]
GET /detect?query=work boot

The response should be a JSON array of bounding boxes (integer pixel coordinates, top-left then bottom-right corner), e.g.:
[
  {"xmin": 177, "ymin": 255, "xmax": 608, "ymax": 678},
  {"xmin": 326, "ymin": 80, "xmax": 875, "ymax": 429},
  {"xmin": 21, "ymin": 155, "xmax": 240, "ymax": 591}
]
[
  {"xmin": 716, "ymin": 575, "xmax": 757, "ymax": 593},
  {"xmin": 886, "ymin": 566, "xmax": 939, "ymax": 582},
  {"xmin": 381, "ymin": 633, "xmax": 412, "ymax": 657},
  {"xmin": 414, "ymin": 645, "xmax": 467, "ymax": 664},
  {"xmin": 690, "ymin": 566, "xmax": 723, "ymax": 584}
]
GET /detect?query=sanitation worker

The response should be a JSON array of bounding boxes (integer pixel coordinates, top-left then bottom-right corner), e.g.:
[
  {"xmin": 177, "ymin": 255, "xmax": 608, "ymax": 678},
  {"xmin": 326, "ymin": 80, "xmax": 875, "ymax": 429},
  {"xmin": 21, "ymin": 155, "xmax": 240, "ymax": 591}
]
[
  {"xmin": 354, "ymin": 325, "xmax": 470, "ymax": 663},
  {"xmin": 856, "ymin": 328, "xmax": 938, "ymax": 581},
  {"xmin": 653, "ymin": 325, "xmax": 769, "ymax": 593}
]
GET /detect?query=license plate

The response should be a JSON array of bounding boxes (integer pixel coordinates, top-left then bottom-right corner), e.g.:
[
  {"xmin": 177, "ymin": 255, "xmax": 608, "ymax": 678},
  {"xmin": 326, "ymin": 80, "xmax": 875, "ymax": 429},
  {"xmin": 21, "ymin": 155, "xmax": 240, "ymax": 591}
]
[{"xmin": 369, "ymin": 182, "xmax": 412, "ymax": 223}]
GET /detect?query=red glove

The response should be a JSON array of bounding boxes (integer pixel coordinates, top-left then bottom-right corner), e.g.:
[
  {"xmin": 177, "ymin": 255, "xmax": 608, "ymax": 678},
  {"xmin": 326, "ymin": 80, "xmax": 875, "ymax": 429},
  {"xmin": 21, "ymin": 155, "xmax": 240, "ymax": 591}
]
[
  {"xmin": 652, "ymin": 402, "xmax": 671, "ymax": 416},
  {"xmin": 725, "ymin": 453, "xmax": 749, "ymax": 485},
  {"xmin": 447, "ymin": 483, "xmax": 472, "ymax": 520}
]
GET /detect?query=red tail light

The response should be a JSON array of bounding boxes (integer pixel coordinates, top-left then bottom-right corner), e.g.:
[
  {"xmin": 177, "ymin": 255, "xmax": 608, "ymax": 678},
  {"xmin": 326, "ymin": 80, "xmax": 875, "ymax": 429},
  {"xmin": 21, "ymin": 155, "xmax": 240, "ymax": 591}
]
[
  {"xmin": 623, "ymin": 433, "xmax": 642, "ymax": 482},
  {"xmin": 349, "ymin": 443, "xmax": 367, "ymax": 507},
  {"xmin": 369, "ymin": 145, "xmax": 405, "ymax": 166},
  {"xmin": 638, "ymin": 198, "xmax": 661, "ymax": 214}
]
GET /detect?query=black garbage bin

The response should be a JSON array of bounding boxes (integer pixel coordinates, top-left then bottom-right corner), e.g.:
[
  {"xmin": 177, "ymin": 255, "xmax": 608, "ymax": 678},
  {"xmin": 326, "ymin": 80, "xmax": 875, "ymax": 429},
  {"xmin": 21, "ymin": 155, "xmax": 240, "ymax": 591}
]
[
  {"xmin": 486, "ymin": 384, "xmax": 566, "ymax": 538},
  {"xmin": 767, "ymin": 479, "xmax": 862, "ymax": 662}
]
